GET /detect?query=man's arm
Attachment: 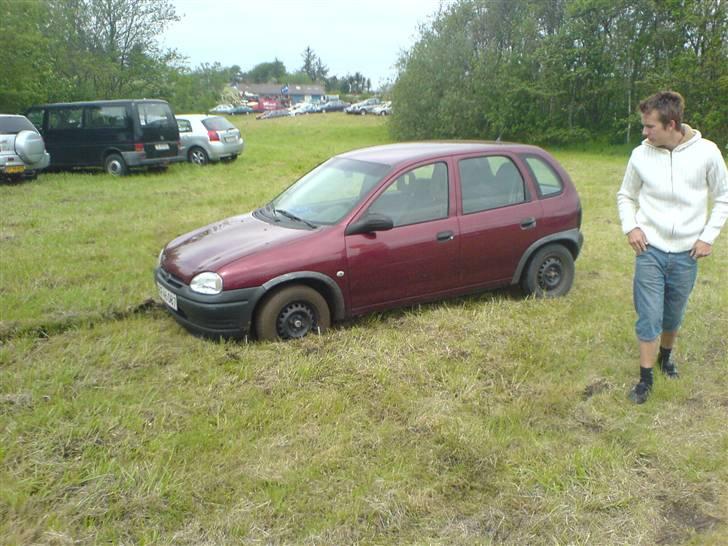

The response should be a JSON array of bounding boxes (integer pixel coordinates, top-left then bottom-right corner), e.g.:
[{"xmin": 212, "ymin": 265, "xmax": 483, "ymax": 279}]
[
  {"xmin": 695, "ymin": 148, "xmax": 728, "ymax": 252},
  {"xmin": 617, "ymin": 156, "xmax": 646, "ymax": 253}
]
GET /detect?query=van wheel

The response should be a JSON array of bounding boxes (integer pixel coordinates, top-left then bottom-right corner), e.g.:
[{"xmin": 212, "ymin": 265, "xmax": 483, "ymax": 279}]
[
  {"xmin": 521, "ymin": 244, "xmax": 574, "ymax": 298},
  {"xmin": 104, "ymin": 154, "xmax": 128, "ymax": 176},
  {"xmin": 255, "ymin": 285, "xmax": 331, "ymax": 341},
  {"xmin": 188, "ymin": 147, "xmax": 209, "ymax": 165}
]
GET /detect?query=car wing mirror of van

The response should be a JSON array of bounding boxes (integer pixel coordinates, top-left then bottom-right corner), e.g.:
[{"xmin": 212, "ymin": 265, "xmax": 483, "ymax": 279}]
[{"xmin": 345, "ymin": 213, "xmax": 394, "ymax": 236}]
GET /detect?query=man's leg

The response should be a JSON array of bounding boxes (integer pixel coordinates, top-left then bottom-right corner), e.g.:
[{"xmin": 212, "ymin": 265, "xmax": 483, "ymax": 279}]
[
  {"xmin": 659, "ymin": 252, "xmax": 698, "ymax": 377},
  {"xmin": 630, "ymin": 247, "xmax": 665, "ymax": 403}
]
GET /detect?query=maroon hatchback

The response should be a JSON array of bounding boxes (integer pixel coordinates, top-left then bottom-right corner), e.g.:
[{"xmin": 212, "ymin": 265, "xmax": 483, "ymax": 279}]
[{"xmin": 155, "ymin": 142, "xmax": 583, "ymax": 340}]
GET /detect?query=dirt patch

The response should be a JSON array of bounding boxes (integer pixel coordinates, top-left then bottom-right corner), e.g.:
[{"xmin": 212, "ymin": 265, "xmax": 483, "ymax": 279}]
[
  {"xmin": 582, "ymin": 378, "xmax": 613, "ymax": 399},
  {"xmin": 655, "ymin": 501, "xmax": 724, "ymax": 545}
]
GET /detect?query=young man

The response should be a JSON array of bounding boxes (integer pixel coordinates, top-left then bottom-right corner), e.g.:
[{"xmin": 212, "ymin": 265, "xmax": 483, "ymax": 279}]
[{"xmin": 617, "ymin": 91, "xmax": 728, "ymax": 404}]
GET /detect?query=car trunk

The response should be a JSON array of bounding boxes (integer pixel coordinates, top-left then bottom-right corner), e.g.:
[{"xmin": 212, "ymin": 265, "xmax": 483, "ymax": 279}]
[{"xmin": 136, "ymin": 102, "xmax": 180, "ymax": 159}]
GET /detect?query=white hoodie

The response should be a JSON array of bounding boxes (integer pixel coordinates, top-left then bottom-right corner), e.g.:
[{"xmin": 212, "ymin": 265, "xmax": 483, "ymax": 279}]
[{"xmin": 617, "ymin": 126, "xmax": 728, "ymax": 253}]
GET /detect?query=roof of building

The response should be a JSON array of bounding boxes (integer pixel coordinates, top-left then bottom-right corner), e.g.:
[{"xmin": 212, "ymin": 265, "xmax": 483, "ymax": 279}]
[{"xmin": 236, "ymin": 82, "xmax": 326, "ymax": 96}]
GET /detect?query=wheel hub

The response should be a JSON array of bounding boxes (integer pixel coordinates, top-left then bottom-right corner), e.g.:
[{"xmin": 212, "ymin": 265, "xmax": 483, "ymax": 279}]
[
  {"xmin": 276, "ymin": 302, "xmax": 315, "ymax": 339},
  {"xmin": 538, "ymin": 257, "xmax": 562, "ymax": 290}
]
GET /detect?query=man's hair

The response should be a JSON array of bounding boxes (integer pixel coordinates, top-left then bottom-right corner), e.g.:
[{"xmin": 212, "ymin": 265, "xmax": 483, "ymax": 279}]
[{"xmin": 639, "ymin": 91, "xmax": 685, "ymax": 128}]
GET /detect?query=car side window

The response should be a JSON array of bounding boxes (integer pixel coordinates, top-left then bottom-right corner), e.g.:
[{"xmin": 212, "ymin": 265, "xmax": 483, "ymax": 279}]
[
  {"xmin": 86, "ymin": 106, "xmax": 128, "ymax": 129},
  {"xmin": 459, "ymin": 156, "xmax": 526, "ymax": 214},
  {"xmin": 368, "ymin": 162, "xmax": 449, "ymax": 227},
  {"xmin": 177, "ymin": 119, "xmax": 192, "ymax": 133},
  {"xmin": 48, "ymin": 108, "xmax": 83, "ymax": 130},
  {"xmin": 524, "ymin": 156, "xmax": 563, "ymax": 196},
  {"xmin": 26, "ymin": 110, "xmax": 44, "ymax": 131}
]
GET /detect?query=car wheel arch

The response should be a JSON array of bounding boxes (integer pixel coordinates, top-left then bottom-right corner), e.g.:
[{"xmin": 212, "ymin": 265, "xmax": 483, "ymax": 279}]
[
  {"xmin": 256, "ymin": 271, "xmax": 346, "ymax": 322},
  {"xmin": 511, "ymin": 229, "xmax": 582, "ymax": 285}
]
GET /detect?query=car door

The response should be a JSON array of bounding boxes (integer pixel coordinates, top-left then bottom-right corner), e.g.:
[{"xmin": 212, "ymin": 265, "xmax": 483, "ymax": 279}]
[
  {"xmin": 456, "ymin": 154, "xmax": 544, "ymax": 287},
  {"xmin": 345, "ymin": 161, "xmax": 460, "ymax": 313},
  {"xmin": 44, "ymin": 106, "xmax": 85, "ymax": 166}
]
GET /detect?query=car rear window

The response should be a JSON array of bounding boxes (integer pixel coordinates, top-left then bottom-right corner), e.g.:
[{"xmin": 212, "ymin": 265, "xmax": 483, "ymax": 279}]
[
  {"xmin": 202, "ymin": 117, "xmax": 235, "ymax": 131},
  {"xmin": 137, "ymin": 102, "xmax": 176, "ymax": 128},
  {"xmin": 0, "ymin": 116, "xmax": 37, "ymax": 133}
]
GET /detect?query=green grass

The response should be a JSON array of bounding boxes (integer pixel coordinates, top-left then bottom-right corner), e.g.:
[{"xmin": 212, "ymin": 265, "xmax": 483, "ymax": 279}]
[{"xmin": 1, "ymin": 113, "xmax": 727, "ymax": 544}]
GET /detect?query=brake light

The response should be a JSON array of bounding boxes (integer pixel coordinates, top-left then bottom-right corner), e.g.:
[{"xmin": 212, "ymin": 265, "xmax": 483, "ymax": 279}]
[
  {"xmin": 134, "ymin": 143, "xmax": 144, "ymax": 152},
  {"xmin": 207, "ymin": 130, "xmax": 220, "ymax": 142}
]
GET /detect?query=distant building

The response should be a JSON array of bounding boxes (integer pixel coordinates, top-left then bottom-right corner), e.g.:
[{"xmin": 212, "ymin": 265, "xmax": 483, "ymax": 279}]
[{"xmin": 235, "ymin": 82, "xmax": 326, "ymax": 111}]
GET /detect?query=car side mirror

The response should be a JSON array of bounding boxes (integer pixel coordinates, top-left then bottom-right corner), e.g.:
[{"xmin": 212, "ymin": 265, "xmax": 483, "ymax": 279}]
[{"xmin": 345, "ymin": 213, "xmax": 394, "ymax": 235}]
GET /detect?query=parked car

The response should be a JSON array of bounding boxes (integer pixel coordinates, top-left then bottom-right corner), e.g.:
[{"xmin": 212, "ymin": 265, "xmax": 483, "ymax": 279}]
[
  {"xmin": 345, "ymin": 98, "xmax": 381, "ymax": 115},
  {"xmin": 290, "ymin": 102, "xmax": 321, "ymax": 116},
  {"xmin": 231, "ymin": 105, "xmax": 254, "ymax": 115},
  {"xmin": 256, "ymin": 109, "xmax": 291, "ymax": 120},
  {"xmin": 320, "ymin": 99, "xmax": 350, "ymax": 113},
  {"xmin": 0, "ymin": 114, "xmax": 50, "ymax": 181},
  {"xmin": 372, "ymin": 101, "xmax": 392, "ymax": 116},
  {"xmin": 208, "ymin": 104, "xmax": 234, "ymax": 115},
  {"xmin": 156, "ymin": 141, "xmax": 583, "ymax": 341},
  {"xmin": 25, "ymin": 99, "xmax": 182, "ymax": 175},
  {"xmin": 176, "ymin": 114, "xmax": 244, "ymax": 165}
]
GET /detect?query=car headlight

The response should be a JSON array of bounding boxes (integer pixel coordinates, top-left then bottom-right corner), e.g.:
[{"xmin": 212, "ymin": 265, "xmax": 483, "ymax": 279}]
[
  {"xmin": 158, "ymin": 248, "xmax": 165, "ymax": 267},
  {"xmin": 190, "ymin": 272, "xmax": 223, "ymax": 295}
]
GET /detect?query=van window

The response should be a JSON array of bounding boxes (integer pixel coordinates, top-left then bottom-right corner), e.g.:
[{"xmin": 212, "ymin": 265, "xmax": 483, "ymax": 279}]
[
  {"xmin": 87, "ymin": 105, "xmax": 128, "ymax": 129},
  {"xmin": 25, "ymin": 110, "xmax": 43, "ymax": 131},
  {"xmin": 49, "ymin": 108, "xmax": 83, "ymax": 129},
  {"xmin": 137, "ymin": 103, "xmax": 175, "ymax": 127}
]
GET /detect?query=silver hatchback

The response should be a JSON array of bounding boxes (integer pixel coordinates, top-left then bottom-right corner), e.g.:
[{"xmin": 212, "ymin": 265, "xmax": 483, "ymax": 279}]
[
  {"xmin": 176, "ymin": 114, "xmax": 244, "ymax": 165},
  {"xmin": 0, "ymin": 114, "xmax": 50, "ymax": 181}
]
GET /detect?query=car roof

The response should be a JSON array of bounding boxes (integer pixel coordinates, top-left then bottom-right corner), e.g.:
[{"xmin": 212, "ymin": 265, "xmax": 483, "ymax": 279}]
[
  {"xmin": 28, "ymin": 99, "xmax": 168, "ymax": 108},
  {"xmin": 0, "ymin": 114, "xmax": 27, "ymax": 119},
  {"xmin": 337, "ymin": 141, "xmax": 546, "ymax": 167},
  {"xmin": 176, "ymin": 114, "xmax": 218, "ymax": 120}
]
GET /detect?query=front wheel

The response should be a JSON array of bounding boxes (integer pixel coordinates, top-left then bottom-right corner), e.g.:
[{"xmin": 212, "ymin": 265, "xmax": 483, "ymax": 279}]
[
  {"xmin": 104, "ymin": 153, "xmax": 128, "ymax": 176},
  {"xmin": 255, "ymin": 285, "xmax": 331, "ymax": 341},
  {"xmin": 521, "ymin": 244, "xmax": 575, "ymax": 297}
]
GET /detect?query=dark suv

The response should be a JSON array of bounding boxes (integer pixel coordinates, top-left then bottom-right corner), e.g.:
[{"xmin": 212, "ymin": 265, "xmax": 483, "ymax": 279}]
[
  {"xmin": 156, "ymin": 142, "xmax": 583, "ymax": 340},
  {"xmin": 25, "ymin": 99, "xmax": 182, "ymax": 175}
]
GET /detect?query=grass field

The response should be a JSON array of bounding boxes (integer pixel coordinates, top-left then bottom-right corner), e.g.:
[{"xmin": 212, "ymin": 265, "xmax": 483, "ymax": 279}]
[{"xmin": 1, "ymin": 113, "xmax": 726, "ymax": 545}]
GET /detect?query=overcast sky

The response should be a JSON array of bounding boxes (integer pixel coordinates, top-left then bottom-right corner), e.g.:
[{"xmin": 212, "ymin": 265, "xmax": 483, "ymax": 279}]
[{"xmin": 162, "ymin": 0, "xmax": 449, "ymax": 88}]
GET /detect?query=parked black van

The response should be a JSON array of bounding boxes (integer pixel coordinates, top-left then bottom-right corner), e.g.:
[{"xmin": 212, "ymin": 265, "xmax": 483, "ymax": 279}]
[{"xmin": 25, "ymin": 99, "xmax": 182, "ymax": 175}]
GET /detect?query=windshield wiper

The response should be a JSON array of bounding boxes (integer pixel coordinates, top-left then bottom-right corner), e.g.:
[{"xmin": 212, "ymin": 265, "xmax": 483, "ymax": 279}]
[{"xmin": 274, "ymin": 208, "xmax": 317, "ymax": 229}]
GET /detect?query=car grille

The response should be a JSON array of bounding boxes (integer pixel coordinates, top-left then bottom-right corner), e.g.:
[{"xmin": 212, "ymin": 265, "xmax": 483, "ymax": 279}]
[{"xmin": 159, "ymin": 267, "xmax": 184, "ymax": 289}]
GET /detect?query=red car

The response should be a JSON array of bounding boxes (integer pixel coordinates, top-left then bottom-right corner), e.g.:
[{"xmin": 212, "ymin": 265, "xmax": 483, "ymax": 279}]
[{"xmin": 155, "ymin": 142, "xmax": 583, "ymax": 340}]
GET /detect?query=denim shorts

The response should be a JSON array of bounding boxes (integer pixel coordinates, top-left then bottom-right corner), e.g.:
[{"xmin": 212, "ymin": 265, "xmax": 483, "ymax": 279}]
[{"xmin": 633, "ymin": 246, "xmax": 698, "ymax": 341}]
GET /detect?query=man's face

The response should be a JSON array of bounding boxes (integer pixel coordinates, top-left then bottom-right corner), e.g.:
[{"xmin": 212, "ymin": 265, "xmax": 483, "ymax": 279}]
[{"xmin": 641, "ymin": 110, "xmax": 676, "ymax": 147}]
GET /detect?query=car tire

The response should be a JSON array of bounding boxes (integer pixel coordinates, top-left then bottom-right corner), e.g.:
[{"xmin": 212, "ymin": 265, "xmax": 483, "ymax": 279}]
[
  {"xmin": 255, "ymin": 285, "xmax": 331, "ymax": 341},
  {"xmin": 104, "ymin": 153, "xmax": 128, "ymax": 176},
  {"xmin": 188, "ymin": 147, "xmax": 209, "ymax": 166},
  {"xmin": 521, "ymin": 243, "xmax": 575, "ymax": 298},
  {"xmin": 360, "ymin": 110, "xmax": 367, "ymax": 116}
]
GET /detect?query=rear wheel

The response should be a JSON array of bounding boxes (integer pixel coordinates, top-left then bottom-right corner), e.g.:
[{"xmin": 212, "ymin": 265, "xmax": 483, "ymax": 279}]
[
  {"xmin": 521, "ymin": 244, "xmax": 575, "ymax": 297},
  {"xmin": 188, "ymin": 146, "xmax": 209, "ymax": 165},
  {"xmin": 104, "ymin": 153, "xmax": 128, "ymax": 176},
  {"xmin": 255, "ymin": 285, "xmax": 331, "ymax": 341}
]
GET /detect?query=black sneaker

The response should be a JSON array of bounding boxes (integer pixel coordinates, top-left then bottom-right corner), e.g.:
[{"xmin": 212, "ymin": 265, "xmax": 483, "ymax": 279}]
[
  {"xmin": 658, "ymin": 354, "xmax": 679, "ymax": 378},
  {"xmin": 628, "ymin": 381, "xmax": 651, "ymax": 404}
]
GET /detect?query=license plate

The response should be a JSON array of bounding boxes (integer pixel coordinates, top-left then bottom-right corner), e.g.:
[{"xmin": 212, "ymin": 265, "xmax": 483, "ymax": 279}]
[
  {"xmin": 5, "ymin": 165, "xmax": 25, "ymax": 174},
  {"xmin": 155, "ymin": 143, "xmax": 170, "ymax": 151},
  {"xmin": 157, "ymin": 283, "xmax": 177, "ymax": 311}
]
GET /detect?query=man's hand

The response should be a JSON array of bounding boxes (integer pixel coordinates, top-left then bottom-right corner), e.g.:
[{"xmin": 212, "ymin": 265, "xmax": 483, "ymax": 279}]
[
  {"xmin": 627, "ymin": 228, "xmax": 648, "ymax": 255},
  {"xmin": 690, "ymin": 240, "xmax": 712, "ymax": 259}
]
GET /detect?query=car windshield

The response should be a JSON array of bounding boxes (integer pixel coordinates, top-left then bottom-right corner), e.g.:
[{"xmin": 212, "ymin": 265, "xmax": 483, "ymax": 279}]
[
  {"xmin": 268, "ymin": 157, "xmax": 391, "ymax": 225},
  {"xmin": 0, "ymin": 116, "xmax": 37, "ymax": 134}
]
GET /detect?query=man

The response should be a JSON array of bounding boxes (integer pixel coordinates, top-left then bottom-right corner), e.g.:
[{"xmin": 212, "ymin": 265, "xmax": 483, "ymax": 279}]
[{"xmin": 617, "ymin": 91, "xmax": 728, "ymax": 404}]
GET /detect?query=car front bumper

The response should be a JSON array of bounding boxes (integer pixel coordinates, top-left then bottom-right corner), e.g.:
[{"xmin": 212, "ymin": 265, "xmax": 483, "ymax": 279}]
[{"xmin": 154, "ymin": 267, "xmax": 265, "ymax": 338}]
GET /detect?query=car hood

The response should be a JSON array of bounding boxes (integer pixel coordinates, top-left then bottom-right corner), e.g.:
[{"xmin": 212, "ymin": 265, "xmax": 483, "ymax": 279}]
[{"xmin": 161, "ymin": 212, "xmax": 316, "ymax": 281}]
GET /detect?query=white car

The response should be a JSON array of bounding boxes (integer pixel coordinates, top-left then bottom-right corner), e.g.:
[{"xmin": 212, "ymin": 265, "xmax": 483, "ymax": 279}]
[
  {"xmin": 0, "ymin": 114, "xmax": 50, "ymax": 181},
  {"xmin": 176, "ymin": 114, "xmax": 244, "ymax": 165}
]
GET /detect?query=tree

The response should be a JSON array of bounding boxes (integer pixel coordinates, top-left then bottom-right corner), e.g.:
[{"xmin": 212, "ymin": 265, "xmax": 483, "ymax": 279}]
[{"xmin": 246, "ymin": 59, "xmax": 287, "ymax": 83}]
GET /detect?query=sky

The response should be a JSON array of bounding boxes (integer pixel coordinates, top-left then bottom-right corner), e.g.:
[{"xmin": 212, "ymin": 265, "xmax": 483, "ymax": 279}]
[{"xmin": 161, "ymin": 0, "xmax": 449, "ymax": 88}]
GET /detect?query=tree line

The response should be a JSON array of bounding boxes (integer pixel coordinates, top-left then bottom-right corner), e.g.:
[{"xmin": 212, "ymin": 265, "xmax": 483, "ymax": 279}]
[
  {"xmin": 390, "ymin": 0, "xmax": 728, "ymax": 147},
  {"xmin": 0, "ymin": 0, "xmax": 373, "ymax": 115}
]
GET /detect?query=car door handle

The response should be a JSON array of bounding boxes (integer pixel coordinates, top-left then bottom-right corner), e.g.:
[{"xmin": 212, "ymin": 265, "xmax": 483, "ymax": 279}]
[
  {"xmin": 436, "ymin": 230, "xmax": 455, "ymax": 241},
  {"xmin": 520, "ymin": 217, "xmax": 537, "ymax": 230}
]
